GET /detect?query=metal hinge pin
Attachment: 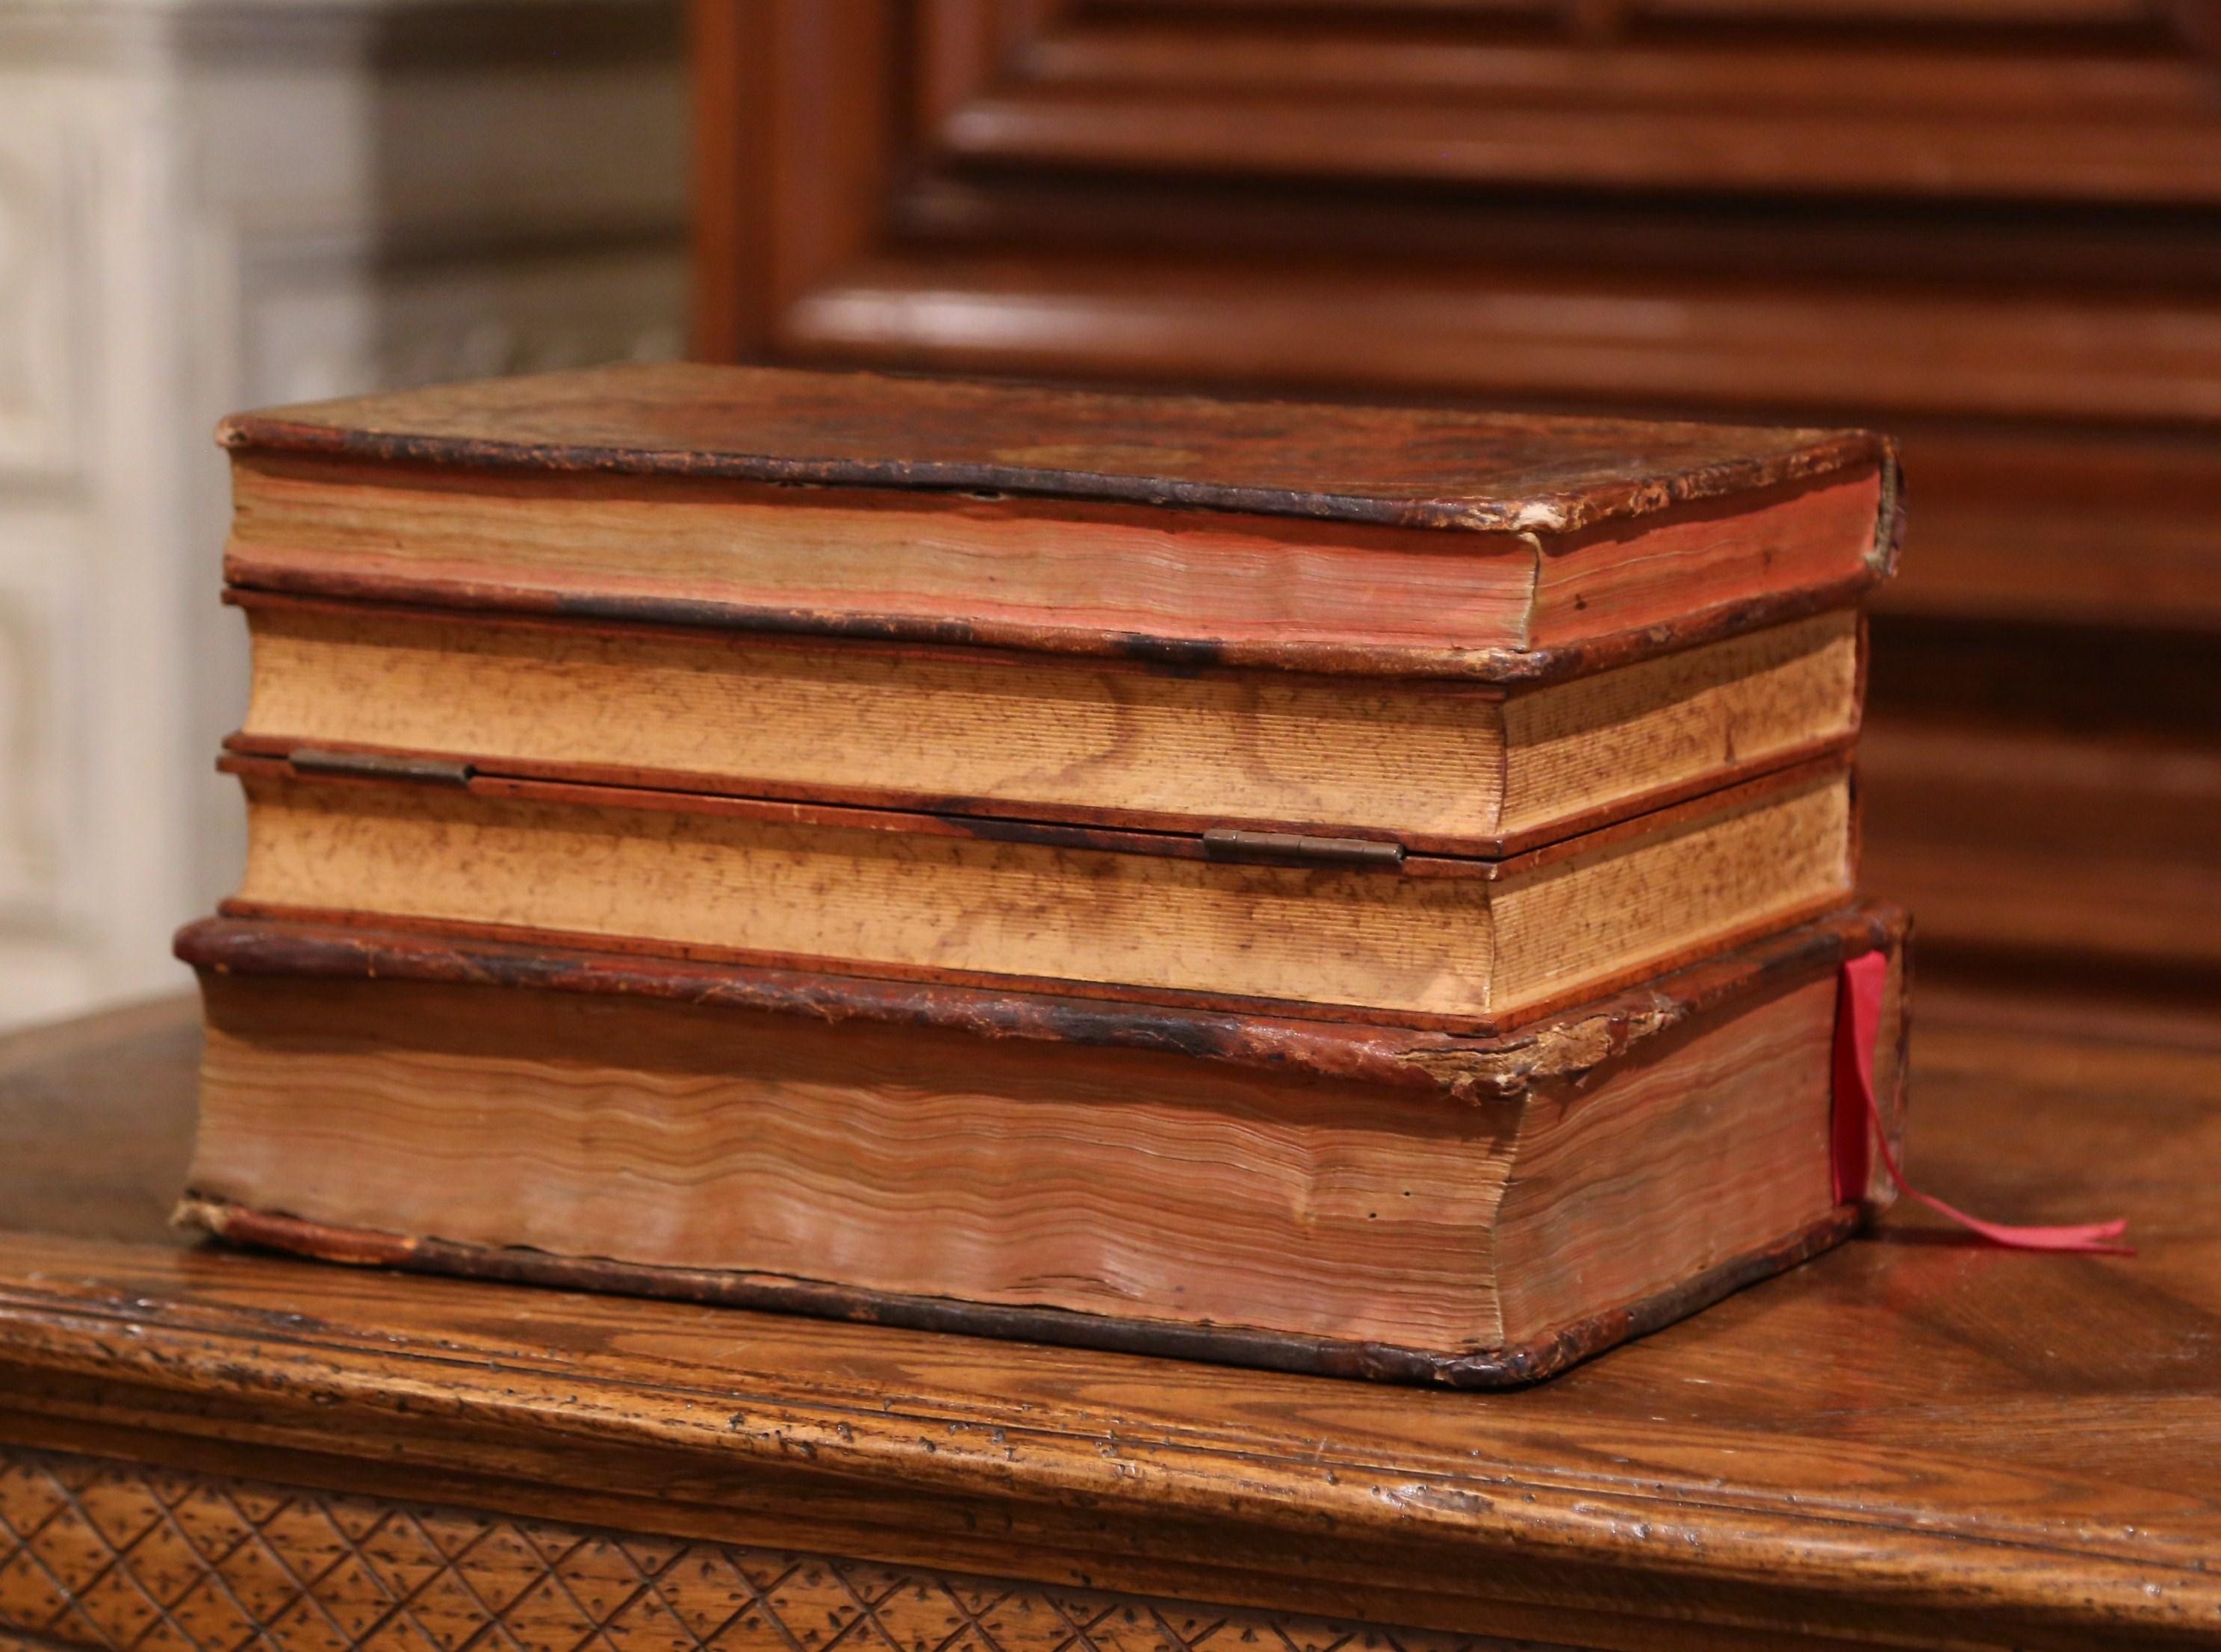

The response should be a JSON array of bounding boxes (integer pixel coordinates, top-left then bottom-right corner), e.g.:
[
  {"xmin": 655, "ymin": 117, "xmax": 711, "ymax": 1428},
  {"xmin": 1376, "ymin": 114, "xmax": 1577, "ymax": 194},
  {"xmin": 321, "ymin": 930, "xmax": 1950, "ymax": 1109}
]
[
  {"xmin": 288, "ymin": 748, "xmax": 476, "ymax": 787},
  {"xmin": 1201, "ymin": 828, "xmax": 1405, "ymax": 869}
]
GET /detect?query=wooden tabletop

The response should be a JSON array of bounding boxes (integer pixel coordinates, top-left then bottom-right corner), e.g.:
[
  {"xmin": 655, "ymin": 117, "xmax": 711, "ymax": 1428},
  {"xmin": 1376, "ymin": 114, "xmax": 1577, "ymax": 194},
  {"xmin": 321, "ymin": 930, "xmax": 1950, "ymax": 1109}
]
[{"xmin": 1, "ymin": 986, "xmax": 2217, "ymax": 1651}]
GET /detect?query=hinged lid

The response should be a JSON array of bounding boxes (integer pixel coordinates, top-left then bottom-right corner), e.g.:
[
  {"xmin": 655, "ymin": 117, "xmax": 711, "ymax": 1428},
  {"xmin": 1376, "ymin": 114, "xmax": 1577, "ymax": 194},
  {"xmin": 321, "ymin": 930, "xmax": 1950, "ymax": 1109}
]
[
  {"xmin": 220, "ymin": 362, "xmax": 1890, "ymax": 539},
  {"xmin": 217, "ymin": 364, "xmax": 1901, "ymax": 683}
]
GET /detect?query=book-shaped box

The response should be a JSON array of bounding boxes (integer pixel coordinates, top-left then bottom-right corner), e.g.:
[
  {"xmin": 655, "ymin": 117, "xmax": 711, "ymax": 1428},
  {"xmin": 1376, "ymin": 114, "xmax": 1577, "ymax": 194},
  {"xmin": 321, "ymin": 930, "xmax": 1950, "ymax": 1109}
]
[
  {"xmin": 211, "ymin": 365, "xmax": 1896, "ymax": 1024},
  {"xmin": 217, "ymin": 364, "xmax": 1895, "ymax": 857},
  {"xmin": 175, "ymin": 904, "xmax": 1910, "ymax": 1388}
]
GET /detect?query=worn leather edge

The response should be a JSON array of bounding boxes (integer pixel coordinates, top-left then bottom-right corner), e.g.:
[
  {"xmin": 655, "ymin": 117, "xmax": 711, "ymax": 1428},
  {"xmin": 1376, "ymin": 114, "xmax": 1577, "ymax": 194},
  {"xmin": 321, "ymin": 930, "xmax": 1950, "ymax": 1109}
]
[
  {"xmin": 214, "ymin": 367, "xmax": 1891, "ymax": 538},
  {"xmin": 204, "ymin": 892, "xmax": 1863, "ymax": 1040},
  {"xmin": 1871, "ymin": 445, "xmax": 1907, "ymax": 581},
  {"xmin": 170, "ymin": 1197, "xmax": 1861, "ymax": 1390},
  {"xmin": 175, "ymin": 903, "xmax": 1905, "ymax": 1105}
]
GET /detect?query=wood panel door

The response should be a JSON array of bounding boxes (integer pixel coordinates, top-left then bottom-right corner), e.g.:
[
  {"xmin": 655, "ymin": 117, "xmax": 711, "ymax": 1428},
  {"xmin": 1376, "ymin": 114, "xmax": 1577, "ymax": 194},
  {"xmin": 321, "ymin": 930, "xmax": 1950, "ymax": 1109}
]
[{"xmin": 692, "ymin": 0, "xmax": 2221, "ymax": 984}]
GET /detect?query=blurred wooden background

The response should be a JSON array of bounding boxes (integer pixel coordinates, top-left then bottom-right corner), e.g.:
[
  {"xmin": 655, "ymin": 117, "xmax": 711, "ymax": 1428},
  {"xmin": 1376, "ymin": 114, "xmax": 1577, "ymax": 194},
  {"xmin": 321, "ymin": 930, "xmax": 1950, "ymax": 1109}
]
[{"xmin": 689, "ymin": 0, "xmax": 2221, "ymax": 1004}]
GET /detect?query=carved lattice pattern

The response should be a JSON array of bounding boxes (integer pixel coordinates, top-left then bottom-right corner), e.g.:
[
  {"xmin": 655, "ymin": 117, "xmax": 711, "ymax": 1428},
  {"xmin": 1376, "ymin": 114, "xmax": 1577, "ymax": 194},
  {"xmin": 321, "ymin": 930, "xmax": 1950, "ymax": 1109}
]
[{"xmin": 0, "ymin": 1448, "xmax": 1562, "ymax": 1652}]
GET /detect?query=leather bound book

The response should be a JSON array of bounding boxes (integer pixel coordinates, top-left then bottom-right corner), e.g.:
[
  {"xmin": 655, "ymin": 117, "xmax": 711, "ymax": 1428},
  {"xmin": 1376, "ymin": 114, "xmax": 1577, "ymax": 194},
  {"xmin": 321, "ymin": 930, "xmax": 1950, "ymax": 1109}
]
[
  {"xmin": 173, "ymin": 905, "xmax": 1910, "ymax": 1388},
  {"xmin": 217, "ymin": 364, "xmax": 1898, "ymax": 853}
]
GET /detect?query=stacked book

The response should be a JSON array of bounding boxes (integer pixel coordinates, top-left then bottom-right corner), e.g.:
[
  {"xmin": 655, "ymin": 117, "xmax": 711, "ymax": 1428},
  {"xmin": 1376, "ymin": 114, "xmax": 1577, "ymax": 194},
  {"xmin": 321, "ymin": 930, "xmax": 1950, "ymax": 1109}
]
[{"xmin": 175, "ymin": 365, "xmax": 1910, "ymax": 1386}]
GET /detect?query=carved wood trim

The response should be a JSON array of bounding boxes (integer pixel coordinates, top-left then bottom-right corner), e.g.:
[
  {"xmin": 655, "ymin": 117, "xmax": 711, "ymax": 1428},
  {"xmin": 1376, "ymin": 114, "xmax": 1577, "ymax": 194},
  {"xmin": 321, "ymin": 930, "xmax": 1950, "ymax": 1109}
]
[
  {"xmin": 0, "ymin": 1447, "xmax": 1562, "ymax": 1652},
  {"xmin": 932, "ymin": 1, "xmax": 2221, "ymax": 201}
]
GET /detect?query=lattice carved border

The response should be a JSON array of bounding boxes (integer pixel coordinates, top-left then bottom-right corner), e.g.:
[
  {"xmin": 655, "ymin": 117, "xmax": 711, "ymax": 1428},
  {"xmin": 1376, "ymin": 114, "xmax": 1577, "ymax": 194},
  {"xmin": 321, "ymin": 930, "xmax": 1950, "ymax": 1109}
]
[{"xmin": 0, "ymin": 1448, "xmax": 1564, "ymax": 1652}]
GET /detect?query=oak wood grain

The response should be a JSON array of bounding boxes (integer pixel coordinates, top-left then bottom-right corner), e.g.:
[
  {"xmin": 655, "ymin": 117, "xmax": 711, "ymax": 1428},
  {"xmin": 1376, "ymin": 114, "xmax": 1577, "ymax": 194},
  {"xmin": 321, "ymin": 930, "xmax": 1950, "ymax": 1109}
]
[
  {"xmin": 0, "ymin": 991, "xmax": 2213, "ymax": 1648},
  {"xmin": 0, "ymin": 1447, "xmax": 1577, "ymax": 1652}
]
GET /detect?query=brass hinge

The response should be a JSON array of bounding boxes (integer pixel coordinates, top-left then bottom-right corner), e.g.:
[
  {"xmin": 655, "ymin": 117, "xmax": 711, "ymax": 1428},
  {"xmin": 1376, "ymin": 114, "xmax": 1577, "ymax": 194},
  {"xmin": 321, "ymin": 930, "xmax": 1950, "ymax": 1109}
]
[
  {"xmin": 289, "ymin": 748, "xmax": 475, "ymax": 787},
  {"xmin": 1202, "ymin": 828, "xmax": 1405, "ymax": 870}
]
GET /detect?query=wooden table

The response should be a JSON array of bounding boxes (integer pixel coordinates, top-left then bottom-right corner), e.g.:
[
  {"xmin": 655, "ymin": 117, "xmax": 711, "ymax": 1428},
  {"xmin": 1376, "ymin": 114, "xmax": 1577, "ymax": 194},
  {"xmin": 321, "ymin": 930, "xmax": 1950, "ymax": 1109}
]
[{"xmin": 0, "ymin": 989, "xmax": 2216, "ymax": 1652}]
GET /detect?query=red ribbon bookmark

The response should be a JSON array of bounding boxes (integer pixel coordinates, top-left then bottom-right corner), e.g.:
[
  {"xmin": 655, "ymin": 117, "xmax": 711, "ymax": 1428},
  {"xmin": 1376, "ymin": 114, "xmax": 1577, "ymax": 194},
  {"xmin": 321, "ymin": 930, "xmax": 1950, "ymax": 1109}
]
[{"xmin": 1832, "ymin": 949, "xmax": 2133, "ymax": 1255}]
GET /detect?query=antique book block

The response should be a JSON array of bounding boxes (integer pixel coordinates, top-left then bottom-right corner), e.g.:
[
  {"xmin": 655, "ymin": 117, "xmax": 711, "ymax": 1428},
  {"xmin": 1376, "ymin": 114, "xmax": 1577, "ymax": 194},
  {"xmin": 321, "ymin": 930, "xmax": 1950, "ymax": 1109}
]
[
  {"xmin": 173, "ymin": 904, "xmax": 1910, "ymax": 1388},
  {"xmin": 216, "ymin": 753, "xmax": 1856, "ymax": 1028},
  {"xmin": 215, "ymin": 364, "xmax": 1896, "ymax": 851},
  {"xmin": 227, "ymin": 594, "xmax": 1864, "ymax": 853}
]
